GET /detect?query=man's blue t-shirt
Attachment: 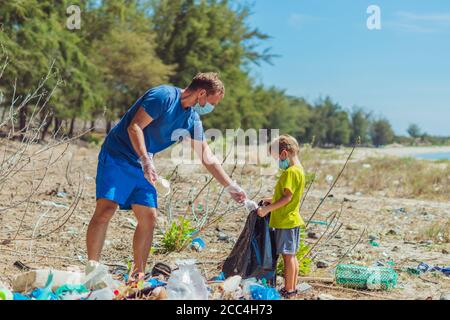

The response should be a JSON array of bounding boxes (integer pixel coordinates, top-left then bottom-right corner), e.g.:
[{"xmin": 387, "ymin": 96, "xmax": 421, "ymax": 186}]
[{"xmin": 103, "ymin": 85, "xmax": 204, "ymax": 167}]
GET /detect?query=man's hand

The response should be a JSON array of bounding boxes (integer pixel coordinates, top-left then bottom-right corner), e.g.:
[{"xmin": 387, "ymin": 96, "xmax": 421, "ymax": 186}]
[
  {"xmin": 225, "ymin": 181, "xmax": 247, "ymax": 204},
  {"xmin": 139, "ymin": 153, "xmax": 158, "ymax": 184}
]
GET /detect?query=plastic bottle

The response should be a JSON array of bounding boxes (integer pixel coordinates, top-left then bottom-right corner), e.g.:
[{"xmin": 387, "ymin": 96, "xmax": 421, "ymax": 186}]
[
  {"xmin": 12, "ymin": 269, "xmax": 83, "ymax": 292},
  {"xmin": 0, "ymin": 287, "xmax": 13, "ymax": 300},
  {"xmin": 166, "ymin": 260, "xmax": 208, "ymax": 300},
  {"xmin": 155, "ymin": 177, "xmax": 171, "ymax": 197}
]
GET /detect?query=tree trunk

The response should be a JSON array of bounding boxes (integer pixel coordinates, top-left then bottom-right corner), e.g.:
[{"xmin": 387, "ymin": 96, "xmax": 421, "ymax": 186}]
[
  {"xmin": 40, "ymin": 114, "xmax": 53, "ymax": 142},
  {"xmin": 69, "ymin": 117, "xmax": 76, "ymax": 137},
  {"xmin": 19, "ymin": 105, "xmax": 28, "ymax": 140},
  {"xmin": 53, "ymin": 117, "xmax": 62, "ymax": 137},
  {"xmin": 90, "ymin": 119, "xmax": 96, "ymax": 131},
  {"xmin": 106, "ymin": 120, "xmax": 112, "ymax": 134}
]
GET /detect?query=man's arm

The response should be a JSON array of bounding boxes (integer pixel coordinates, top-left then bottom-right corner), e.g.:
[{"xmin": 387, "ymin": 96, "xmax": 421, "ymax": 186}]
[
  {"xmin": 128, "ymin": 107, "xmax": 157, "ymax": 183},
  {"xmin": 127, "ymin": 107, "xmax": 153, "ymax": 159},
  {"xmin": 190, "ymin": 138, "xmax": 246, "ymax": 203},
  {"xmin": 190, "ymin": 138, "xmax": 232, "ymax": 186}
]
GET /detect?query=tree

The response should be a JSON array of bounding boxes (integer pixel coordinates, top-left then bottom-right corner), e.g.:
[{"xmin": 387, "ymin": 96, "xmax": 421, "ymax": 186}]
[
  {"xmin": 371, "ymin": 118, "xmax": 395, "ymax": 146},
  {"xmin": 407, "ymin": 123, "xmax": 422, "ymax": 139},
  {"xmin": 350, "ymin": 107, "xmax": 372, "ymax": 144}
]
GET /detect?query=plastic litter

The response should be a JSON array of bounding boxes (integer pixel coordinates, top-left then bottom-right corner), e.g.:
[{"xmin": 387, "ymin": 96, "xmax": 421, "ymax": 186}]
[
  {"xmin": 13, "ymin": 269, "xmax": 83, "ymax": 292},
  {"xmin": 34, "ymin": 273, "xmax": 54, "ymax": 300},
  {"xmin": 155, "ymin": 177, "xmax": 171, "ymax": 197},
  {"xmin": 166, "ymin": 259, "xmax": 209, "ymax": 300},
  {"xmin": 88, "ymin": 287, "xmax": 115, "ymax": 300},
  {"xmin": 407, "ymin": 262, "xmax": 450, "ymax": 276},
  {"xmin": 55, "ymin": 284, "xmax": 89, "ymax": 297},
  {"xmin": 249, "ymin": 284, "xmax": 281, "ymax": 300},
  {"xmin": 56, "ymin": 192, "xmax": 67, "ymax": 198},
  {"xmin": 369, "ymin": 240, "xmax": 380, "ymax": 247},
  {"xmin": 210, "ymin": 272, "xmax": 225, "ymax": 282},
  {"xmin": 309, "ymin": 220, "xmax": 328, "ymax": 226},
  {"xmin": 40, "ymin": 200, "xmax": 69, "ymax": 208},
  {"xmin": 335, "ymin": 264, "xmax": 398, "ymax": 291},
  {"xmin": 83, "ymin": 260, "xmax": 119, "ymax": 291},
  {"xmin": 190, "ymin": 237, "xmax": 206, "ymax": 252},
  {"xmin": 13, "ymin": 293, "xmax": 30, "ymax": 300},
  {"xmin": 0, "ymin": 285, "xmax": 13, "ymax": 300},
  {"xmin": 297, "ymin": 282, "xmax": 312, "ymax": 293},
  {"xmin": 223, "ymin": 275, "xmax": 242, "ymax": 293}
]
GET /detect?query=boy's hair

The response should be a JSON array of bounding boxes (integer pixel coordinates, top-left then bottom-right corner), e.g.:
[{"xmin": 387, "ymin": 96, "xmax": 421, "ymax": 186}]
[
  {"xmin": 270, "ymin": 134, "xmax": 300, "ymax": 156},
  {"xmin": 187, "ymin": 72, "xmax": 225, "ymax": 96}
]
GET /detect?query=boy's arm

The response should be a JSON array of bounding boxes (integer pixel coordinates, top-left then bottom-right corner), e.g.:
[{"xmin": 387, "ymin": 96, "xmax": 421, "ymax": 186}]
[{"xmin": 257, "ymin": 189, "xmax": 292, "ymax": 217}]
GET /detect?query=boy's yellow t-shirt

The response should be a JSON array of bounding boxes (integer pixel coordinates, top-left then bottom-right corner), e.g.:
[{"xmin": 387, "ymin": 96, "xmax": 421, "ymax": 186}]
[{"xmin": 270, "ymin": 165, "xmax": 306, "ymax": 229}]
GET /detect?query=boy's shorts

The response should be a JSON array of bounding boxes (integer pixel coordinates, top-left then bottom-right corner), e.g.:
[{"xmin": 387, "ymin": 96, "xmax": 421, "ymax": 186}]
[
  {"xmin": 274, "ymin": 227, "xmax": 301, "ymax": 255},
  {"xmin": 96, "ymin": 147, "xmax": 158, "ymax": 210}
]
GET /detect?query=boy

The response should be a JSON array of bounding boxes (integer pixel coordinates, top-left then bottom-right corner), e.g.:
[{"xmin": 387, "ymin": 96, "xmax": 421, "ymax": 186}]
[{"xmin": 257, "ymin": 134, "xmax": 306, "ymax": 299}]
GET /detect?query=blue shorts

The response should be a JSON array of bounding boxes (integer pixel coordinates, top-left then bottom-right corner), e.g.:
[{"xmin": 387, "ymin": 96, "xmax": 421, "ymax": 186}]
[
  {"xmin": 274, "ymin": 227, "xmax": 301, "ymax": 255},
  {"xmin": 96, "ymin": 148, "xmax": 157, "ymax": 210}
]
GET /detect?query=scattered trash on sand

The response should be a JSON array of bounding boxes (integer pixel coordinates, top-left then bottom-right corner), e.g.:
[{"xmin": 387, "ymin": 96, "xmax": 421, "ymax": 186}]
[
  {"xmin": 166, "ymin": 259, "xmax": 209, "ymax": 300},
  {"xmin": 406, "ymin": 262, "xmax": 450, "ymax": 276},
  {"xmin": 190, "ymin": 238, "xmax": 206, "ymax": 252}
]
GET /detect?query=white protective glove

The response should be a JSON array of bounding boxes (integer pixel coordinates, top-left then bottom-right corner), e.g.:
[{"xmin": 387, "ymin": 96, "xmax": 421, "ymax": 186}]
[
  {"xmin": 138, "ymin": 153, "xmax": 158, "ymax": 184},
  {"xmin": 225, "ymin": 181, "xmax": 247, "ymax": 204}
]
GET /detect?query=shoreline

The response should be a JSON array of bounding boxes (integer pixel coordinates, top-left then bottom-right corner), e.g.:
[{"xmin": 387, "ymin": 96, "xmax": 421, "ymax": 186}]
[{"xmin": 352, "ymin": 145, "xmax": 450, "ymax": 160}]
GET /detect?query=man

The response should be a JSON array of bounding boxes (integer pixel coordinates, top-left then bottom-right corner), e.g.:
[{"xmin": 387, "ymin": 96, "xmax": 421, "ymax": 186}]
[{"xmin": 86, "ymin": 73, "xmax": 247, "ymax": 275}]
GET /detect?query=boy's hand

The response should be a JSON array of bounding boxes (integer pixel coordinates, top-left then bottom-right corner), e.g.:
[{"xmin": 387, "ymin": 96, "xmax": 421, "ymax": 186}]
[{"xmin": 256, "ymin": 207, "xmax": 268, "ymax": 217}]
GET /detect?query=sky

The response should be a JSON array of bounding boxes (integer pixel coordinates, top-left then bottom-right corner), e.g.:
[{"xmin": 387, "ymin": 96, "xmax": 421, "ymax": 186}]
[{"xmin": 246, "ymin": 0, "xmax": 450, "ymax": 136}]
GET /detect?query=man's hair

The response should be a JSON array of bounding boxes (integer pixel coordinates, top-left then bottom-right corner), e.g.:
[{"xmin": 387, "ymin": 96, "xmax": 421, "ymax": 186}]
[
  {"xmin": 270, "ymin": 134, "xmax": 300, "ymax": 156},
  {"xmin": 187, "ymin": 72, "xmax": 225, "ymax": 96}
]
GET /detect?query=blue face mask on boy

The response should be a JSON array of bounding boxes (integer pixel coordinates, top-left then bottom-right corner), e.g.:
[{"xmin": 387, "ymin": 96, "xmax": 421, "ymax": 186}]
[{"xmin": 278, "ymin": 158, "xmax": 290, "ymax": 170}]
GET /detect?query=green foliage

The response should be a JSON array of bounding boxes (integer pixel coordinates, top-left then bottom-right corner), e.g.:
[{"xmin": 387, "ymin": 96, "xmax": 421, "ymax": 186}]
[
  {"xmin": 407, "ymin": 123, "xmax": 422, "ymax": 139},
  {"xmin": 305, "ymin": 172, "xmax": 316, "ymax": 188},
  {"xmin": 1, "ymin": 0, "xmax": 445, "ymax": 147},
  {"xmin": 371, "ymin": 118, "xmax": 395, "ymax": 146},
  {"xmin": 276, "ymin": 230, "xmax": 312, "ymax": 277},
  {"xmin": 350, "ymin": 107, "xmax": 372, "ymax": 144},
  {"xmin": 160, "ymin": 216, "xmax": 196, "ymax": 253}
]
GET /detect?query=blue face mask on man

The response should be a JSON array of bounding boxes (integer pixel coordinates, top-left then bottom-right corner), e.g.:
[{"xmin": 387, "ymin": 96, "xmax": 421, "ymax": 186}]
[
  {"xmin": 193, "ymin": 93, "xmax": 215, "ymax": 115},
  {"xmin": 193, "ymin": 101, "xmax": 215, "ymax": 115}
]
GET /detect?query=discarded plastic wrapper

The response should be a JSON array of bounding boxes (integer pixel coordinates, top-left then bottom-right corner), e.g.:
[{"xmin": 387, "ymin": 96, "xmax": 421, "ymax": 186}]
[
  {"xmin": 83, "ymin": 260, "xmax": 121, "ymax": 291},
  {"xmin": 88, "ymin": 287, "xmax": 115, "ymax": 300},
  {"xmin": 166, "ymin": 259, "xmax": 209, "ymax": 300},
  {"xmin": 12, "ymin": 269, "xmax": 83, "ymax": 292},
  {"xmin": 190, "ymin": 238, "xmax": 206, "ymax": 252}
]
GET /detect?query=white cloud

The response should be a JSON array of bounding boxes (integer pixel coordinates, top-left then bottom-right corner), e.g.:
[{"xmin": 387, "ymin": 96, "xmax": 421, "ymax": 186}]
[
  {"xmin": 397, "ymin": 12, "xmax": 450, "ymax": 23},
  {"xmin": 288, "ymin": 13, "xmax": 318, "ymax": 30},
  {"xmin": 389, "ymin": 11, "xmax": 450, "ymax": 33}
]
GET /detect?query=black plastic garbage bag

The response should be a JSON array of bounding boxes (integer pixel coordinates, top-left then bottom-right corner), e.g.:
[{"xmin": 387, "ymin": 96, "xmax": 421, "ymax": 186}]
[{"xmin": 222, "ymin": 210, "xmax": 278, "ymax": 285}]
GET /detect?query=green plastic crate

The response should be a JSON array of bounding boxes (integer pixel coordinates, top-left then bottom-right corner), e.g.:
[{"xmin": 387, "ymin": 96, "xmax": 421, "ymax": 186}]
[{"xmin": 335, "ymin": 264, "xmax": 398, "ymax": 291}]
